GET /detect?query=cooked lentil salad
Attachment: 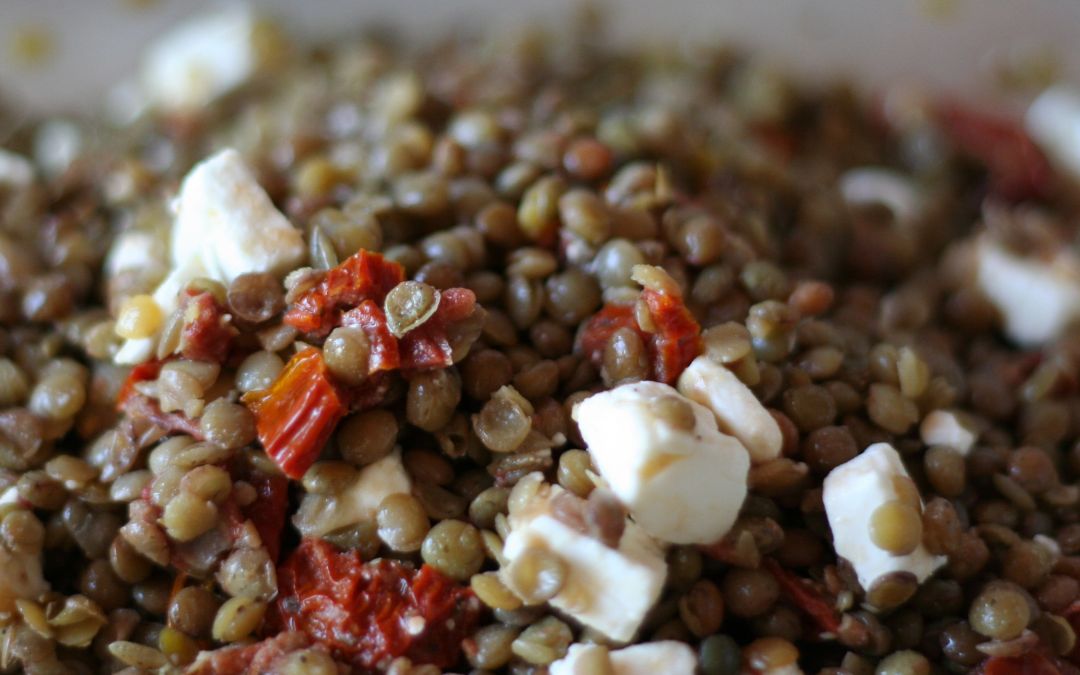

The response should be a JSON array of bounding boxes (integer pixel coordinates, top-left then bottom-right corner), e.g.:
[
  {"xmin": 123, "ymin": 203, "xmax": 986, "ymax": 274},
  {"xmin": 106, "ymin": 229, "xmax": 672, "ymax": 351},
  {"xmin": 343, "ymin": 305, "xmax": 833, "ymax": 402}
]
[{"xmin": 1, "ymin": 6, "xmax": 1080, "ymax": 675}]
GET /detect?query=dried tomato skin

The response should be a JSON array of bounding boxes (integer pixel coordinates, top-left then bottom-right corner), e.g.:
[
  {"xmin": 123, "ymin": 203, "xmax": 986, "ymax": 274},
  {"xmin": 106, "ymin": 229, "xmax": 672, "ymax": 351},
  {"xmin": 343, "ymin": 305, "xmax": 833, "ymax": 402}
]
[
  {"xmin": 936, "ymin": 102, "xmax": 1054, "ymax": 202},
  {"xmin": 340, "ymin": 300, "xmax": 401, "ymax": 373},
  {"xmin": 398, "ymin": 287, "xmax": 478, "ymax": 370},
  {"xmin": 180, "ymin": 291, "xmax": 238, "ymax": 363},
  {"xmin": 577, "ymin": 288, "xmax": 701, "ymax": 385},
  {"xmin": 762, "ymin": 558, "xmax": 840, "ymax": 636},
  {"xmin": 242, "ymin": 348, "xmax": 347, "ymax": 480},
  {"xmin": 642, "ymin": 287, "xmax": 703, "ymax": 385},
  {"xmin": 271, "ymin": 538, "xmax": 482, "ymax": 672},
  {"xmin": 285, "ymin": 250, "xmax": 406, "ymax": 337}
]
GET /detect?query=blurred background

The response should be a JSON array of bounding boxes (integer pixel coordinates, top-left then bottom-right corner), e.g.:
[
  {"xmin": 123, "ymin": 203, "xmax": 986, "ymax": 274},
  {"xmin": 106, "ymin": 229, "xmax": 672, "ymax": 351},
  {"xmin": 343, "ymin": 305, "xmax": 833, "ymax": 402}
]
[{"xmin": 0, "ymin": 0, "xmax": 1078, "ymax": 118}]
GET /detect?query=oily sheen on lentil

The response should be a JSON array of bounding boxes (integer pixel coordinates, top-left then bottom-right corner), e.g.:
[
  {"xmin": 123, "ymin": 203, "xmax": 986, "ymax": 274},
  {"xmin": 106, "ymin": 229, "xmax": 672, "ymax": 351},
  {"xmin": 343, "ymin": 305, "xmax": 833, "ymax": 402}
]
[{"xmin": 0, "ymin": 9, "xmax": 1078, "ymax": 675}]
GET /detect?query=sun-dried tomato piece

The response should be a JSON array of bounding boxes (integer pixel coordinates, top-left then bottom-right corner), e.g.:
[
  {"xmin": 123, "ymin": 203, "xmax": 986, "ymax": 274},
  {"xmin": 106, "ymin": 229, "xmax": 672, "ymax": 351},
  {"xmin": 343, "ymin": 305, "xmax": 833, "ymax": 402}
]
[
  {"xmin": 179, "ymin": 291, "xmax": 238, "ymax": 363},
  {"xmin": 577, "ymin": 289, "xmax": 701, "ymax": 385},
  {"xmin": 578, "ymin": 303, "xmax": 641, "ymax": 365},
  {"xmin": 222, "ymin": 463, "xmax": 289, "ymax": 563},
  {"xmin": 270, "ymin": 538, "xmax": 482, "ymax": 672},
  {"xmin": 398, "ymin": 287, "xmax": 478, "ymax": 370},
  {"xmin": 120, "ymin": 393, "xmax": 204, "ymax": 440},
  {"xmin": 340, "ymin": 300, "xmax": 401, "ymax": 373},
  {"xmin": 937, "ymin": 102, "xmax": 1054, "ymax": 202},
  {"xmin": 116, "ymin": 360, "xmax": 164, "ymax": 410},
  {"xmin": 284, "ymin": 250, "xmax": 405, "ymax": 337},
  {"xmin": 979, "ymin": 653, "xmax": 1066, "ymax": 675},
  {"xmin": 763, "ymin": 558, "xmax": 841, "ymax": 635},
  {"xmin": 642, "ymin": 287, "xmax": 703, "ymax": 385},
  {"xmin": 242, "ymin": 348, "xmax": 347, "ymax": 480}
]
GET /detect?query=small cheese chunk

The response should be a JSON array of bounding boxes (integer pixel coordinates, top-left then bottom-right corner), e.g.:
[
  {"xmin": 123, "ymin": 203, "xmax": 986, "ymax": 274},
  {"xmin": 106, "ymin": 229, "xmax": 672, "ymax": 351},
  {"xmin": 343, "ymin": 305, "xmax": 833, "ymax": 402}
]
[
  {"xmin": 920, "ymin": 409, "xmax": 977, "ymax": 456},
  {"xmin": 573, "ymin": 381, "xmax": 750, "ymax": 545},
  {"xmin": 551, "ymin": 641, "xmax": 697, "ymax": 675},
  {"xmin": 502, "ymin": 478, "xmax": 666, "ymax": 642},
  {"xmin": 115, "ymin": 149, "xmax": 304, "ymax": 365},
  {"xmin": 677, "ymin": 355, "xmax": 782, "ymax": 464},
  {"xmin": 1026, "ymin": 86, "xmax": 1080, "ymax": 179},
  {"xmin": 106, "ymin": 231, "xmax": 166, "ymax": 278},
  {"xmin": 823, "ymin": 443, "xmax": 946, "ymax": 591},
  {"xmin": 839, "ymin": 167, "xmax": 922, "ymax": 224},
  {"xmin": 293, "ymin": 449, "xmax": 411, "ymax": 537},
  {"xmin": 0, "ymin": 149, "xmax": 34, "ymax": 187},
  {"xmin": 975, "ymin": 234, "xmax": 1080, "ymax": 346},
  {"xmin": 141, "ymin": 7, "xmax": 267, "ymax": 112}
]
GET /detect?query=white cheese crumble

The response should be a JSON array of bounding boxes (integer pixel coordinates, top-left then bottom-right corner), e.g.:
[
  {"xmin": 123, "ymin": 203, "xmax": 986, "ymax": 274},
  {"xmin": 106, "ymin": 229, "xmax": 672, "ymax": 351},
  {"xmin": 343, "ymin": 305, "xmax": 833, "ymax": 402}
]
[
  {"xmin": 677, "ymin": 355, "xmax": 782, "ymax": 464},
  {"xmin": 551, "ymin": 641, "xmax": 697, "ymax": 675},
  {"xmin": 823, "ymin": 443, "xmax": 946, "ymax": 592},
  {"xmin": 0, "ymin": 149, "xmax": 34, "ymax": 187},
  {"xmin": 839, "ymin": 167, "xmax": 922, "ymax": 225},
  {"xmin": 114, "ymin": 148, "xmax": 305, "ymax": 364},
  {"xmin": 919, "ymin": 409, "xmax": 977, "ymax": 456},
  {"xmin": 501, "ymin": 476, "xmax": 667, "ymax": 643},
  {"xmin": 1026, "ymin": 86, "xmax": 1080, "ymax": 179},
  {"xmin": 105, "ymin": 231, "xmax": 166, "ymax": 278},
  {"xmin": 974, "ymin": 233, "xmax": 1080, "ymax": 346},
  {"xmin": 293, "ymin": 449, "xmax": 411, "ymax": 537},
  {"xmin": 573, "ymin": 380, "xmax": 750, "ymax": 545},
  {"xmin": 141, "ymin": 7, "xmax": 267, "ymax": 112}
]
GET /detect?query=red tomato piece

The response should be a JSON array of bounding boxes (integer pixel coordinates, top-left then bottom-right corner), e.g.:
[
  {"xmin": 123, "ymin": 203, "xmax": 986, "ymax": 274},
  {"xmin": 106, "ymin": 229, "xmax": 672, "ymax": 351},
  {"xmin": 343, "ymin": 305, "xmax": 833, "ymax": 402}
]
[
  {"xmin": 284, "ymin": 250, "xmax": 405, "ymax": 337},
  {"xmin": 398, "ymin": 287, "xmax": 478, "ymax": 370},
  {"xmin": 979, "ymin": 653, "xmax": 1065, "ymax": 675},
  {"xmin": 179, "ymin": 291, "xmax": 238, "ymax": 363},
  {"xmin": 270, "ymin": 538, "xmax": 482, "ymax": 672},
  {"xmin": 241, "ymin": 348, "xmax": 347, "ymax": 479},
  {"xmin": 937, "ymin": 102, "xmax": 1054, "ymax": 202},
  {"xmin": 642, "ymin": 287, "xmax": 703, "ymax": 385},
  {"xmin": 763, "ymin": 558, "xmax": 841, "ymax": 635},
  {"xmin": 340, "ymin": 300, "xmax": 401, "ymax": 373},
  {"xmin": 116, "ymin": 360, "xmax": 164, "ymax": 410},
  {"xmin": 185, "ymin": 631, "xmax": 315, "ymax": 675},
  {"xmin": 577, "ymin": 289, "xmax": 702, "ymax": 385}
]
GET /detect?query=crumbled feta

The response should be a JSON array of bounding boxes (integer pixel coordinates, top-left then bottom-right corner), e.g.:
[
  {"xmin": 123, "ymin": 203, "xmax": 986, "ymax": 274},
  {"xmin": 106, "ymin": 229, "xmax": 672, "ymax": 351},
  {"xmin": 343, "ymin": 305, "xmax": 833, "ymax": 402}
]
[
  {"xmin": 105, "ymin": 231, "xmax": 166, "ymax": 278},
  {"xmin": 823, "ymin": 443, "xmax": 946, "ymax": 591},
  {"xmin": 839, "ymin": 167, "xmax": 922, "ymax": 224},
  {"xmin": 573, "ymin": 381, "xmax": 750, "ymax": 545},
  {"xmin": 141, "ymin": 7, "xmax": 267, "ymax": 112},
  {"xmin": 919, "ymin": 409, "xmax": 977, "ymax": 456},
  {"xmin": 293, "ymin": 449, "xmax": 411, "ymax": 537},
  {"xmin": 1026, "ymin": 86, "xmax": 1080, "ymax": 179},
  {"xmin": 501, "ymin": 476, "xmax": 667, "ymax": 642},
  {"xmin": 975, "ymin": 233, "xmax": 1080, "ymax": 346},
  {"xmin": 677, "ymin": 355, "xmax": 782, "ymax": 464},
  {"xmin": 34, "ymin": 119, "xmax": 81, "ymax": 177},
  {"xmin": 115, "ymin": 148, "xmax": 304, "ymax": 364},
  {"xmin": 0, "ymin": 149, "xmax": 34, "ymax": 187},
  {"xmin": 551, "ymin": 641, "xmax": 697, "ymax": 675}
]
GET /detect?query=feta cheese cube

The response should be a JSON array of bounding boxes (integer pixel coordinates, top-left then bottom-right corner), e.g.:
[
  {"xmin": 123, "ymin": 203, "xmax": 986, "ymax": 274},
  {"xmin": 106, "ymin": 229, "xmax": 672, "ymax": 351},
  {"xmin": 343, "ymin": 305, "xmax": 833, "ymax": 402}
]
[
  {"xmin": 573, "ymin": 381, "xmax": 750, "ymax": 545},
  {"xmin": 105, "ymin": 231, "xmax": 166, "ymax": 278},
  {"xmin": 839, "ymin": 167, "xmax": 922, "ymax": 224},
  {"xmin": 975, "ymin": 234, "xmax": 1080, "ymax": 346},
  {"xmin": 0, "ymin": 149, "xmax": 34, "ymax": 187},
  {"xmin": 551, "ymin": 641, "xmax": 697, "ymax": 675},
  {"xmin": 141, "ymin": 7, "xmax": 268, "ymax": 112},
  {"xmin": 1026, "ymin": 86, "xmax": 1080, "ymax": 179},
  {"xmin": 115, "ymin": 149, "xmax": 305, "ymax": 365},
  {"xmin": 502, "ymin": 478, "xmax": 667, "ymax": 642},
  {"xmin": 169, "ymin": 148, "xmax": 305, "ymax": 279},
  {"xmin": 677, "ymin": 355, "xmax": 782, "ymax": 464},
  {"xmin": 919, "ymin": 409, "xmax": 977, "ymax": 456},
  {"xmin": 293, "ymin": 449, "xmax": 411, "ymax": 537},
  {"xmin": 823, "ymin": 443, "xmax": 946, "ymax": 591}
]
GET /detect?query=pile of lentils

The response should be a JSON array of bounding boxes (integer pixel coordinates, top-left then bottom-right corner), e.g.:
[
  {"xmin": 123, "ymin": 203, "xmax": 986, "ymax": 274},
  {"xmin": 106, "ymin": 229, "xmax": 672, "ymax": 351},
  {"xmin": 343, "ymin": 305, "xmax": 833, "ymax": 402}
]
[{"xmin": 0, "ymin": 12, "xmax": 1079, "ymax": 675}]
